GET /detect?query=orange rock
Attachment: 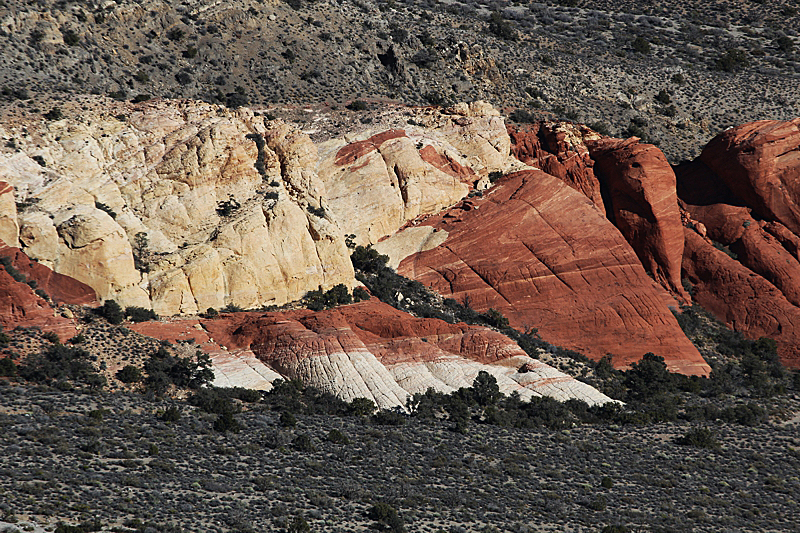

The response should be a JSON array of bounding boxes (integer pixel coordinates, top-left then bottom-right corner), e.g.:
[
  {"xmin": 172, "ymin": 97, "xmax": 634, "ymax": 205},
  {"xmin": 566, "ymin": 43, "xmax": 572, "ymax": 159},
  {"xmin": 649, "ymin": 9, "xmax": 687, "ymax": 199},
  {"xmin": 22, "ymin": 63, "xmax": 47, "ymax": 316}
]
[
  {"xmin": 683, "ymin": 229, "xmax": 800, "ymax": 368},
  {"xmin": 0, "ymin": 244, "xmax": 96, "ymax": 305},
  {"xmin": 700, "ymin": 119, "xmax": 800, "ymax": 234},
  {"xmin": 588, "ymin": 137, "xmax": 688, "ymax": 300},
  {"xmin": 508, "ymin": 123, "xmax": 605, "ymax": 209},
  {"xmin": 397, "ymin": 169, "xmax": 709, "ymax": 375}
]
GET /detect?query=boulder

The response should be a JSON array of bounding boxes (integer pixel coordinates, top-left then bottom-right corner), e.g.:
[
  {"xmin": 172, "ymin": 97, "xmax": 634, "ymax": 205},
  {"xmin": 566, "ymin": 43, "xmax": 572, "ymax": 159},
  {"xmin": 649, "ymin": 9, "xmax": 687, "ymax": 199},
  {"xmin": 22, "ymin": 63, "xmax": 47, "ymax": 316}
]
[{"xmin": 397, "ymin": 169, "xmax": 709, "ymax": 375}]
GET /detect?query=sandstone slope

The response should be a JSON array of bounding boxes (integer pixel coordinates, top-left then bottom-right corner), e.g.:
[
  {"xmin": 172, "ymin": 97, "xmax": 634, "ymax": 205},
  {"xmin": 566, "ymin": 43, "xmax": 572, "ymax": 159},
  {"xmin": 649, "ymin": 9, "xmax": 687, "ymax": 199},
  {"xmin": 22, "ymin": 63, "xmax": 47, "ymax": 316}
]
[
  {"xmin": 677, "ymin": 119, "xmax": 800, "ymax": 367},
  {"xmin": 396, "ymin": 169, "xmax": 709, "ymax": 375}
]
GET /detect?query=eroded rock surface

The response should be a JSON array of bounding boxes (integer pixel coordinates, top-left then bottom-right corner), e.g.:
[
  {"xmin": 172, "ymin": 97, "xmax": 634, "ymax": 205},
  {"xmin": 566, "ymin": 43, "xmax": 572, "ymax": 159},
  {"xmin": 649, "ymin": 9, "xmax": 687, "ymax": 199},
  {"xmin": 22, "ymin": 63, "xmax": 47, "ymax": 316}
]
[
  {"xmin": 398, "ymin": 169, "xmax": 709, "ymax": 375},
  {"xmin": 127, "ymin": 300, "xmax": 615, "ymax": 408},
  {"xmin": 588, "ymin": 137, "xmax": 688, "ymax": 300},
  {"xmin": 0, "ymin": 98, "xmax": 354, "ymax": 315},
  {"xmin": 700, "ymin": 119, "xmax": 800, "ymax": 234}
]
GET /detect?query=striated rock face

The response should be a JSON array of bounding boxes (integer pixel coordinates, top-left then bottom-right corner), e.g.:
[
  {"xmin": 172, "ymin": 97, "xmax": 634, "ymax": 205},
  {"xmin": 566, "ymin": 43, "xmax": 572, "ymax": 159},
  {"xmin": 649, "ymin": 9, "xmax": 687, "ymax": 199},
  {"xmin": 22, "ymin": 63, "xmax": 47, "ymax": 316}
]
[
  {"xmin": 0, "ymin": 98, "xmax": 354, "ymax": 315},
  {"xmin": 699, "ymin": 119, "xmax": 800, "ymax": 234},
  {"xmin": 683, "ymin": 229, "xmax": 800, "ymax": 368},
  {"xmin": 397, "ymin": 169, "xmax": 709, "ymax": 375},
  {"xmin": 588, "ymin": 137, "xmax": 688, "ymax": 300},
  {"xmin": 316, "ymin": 102, "xmax": 514, "ymax": 246},
  {"xmin": 194, "ymin": 299, "xmax": 614, "ymax": 408},
  {"xmin": 508, "ymin": 122, "xmax": 605, "ymax": 209}
]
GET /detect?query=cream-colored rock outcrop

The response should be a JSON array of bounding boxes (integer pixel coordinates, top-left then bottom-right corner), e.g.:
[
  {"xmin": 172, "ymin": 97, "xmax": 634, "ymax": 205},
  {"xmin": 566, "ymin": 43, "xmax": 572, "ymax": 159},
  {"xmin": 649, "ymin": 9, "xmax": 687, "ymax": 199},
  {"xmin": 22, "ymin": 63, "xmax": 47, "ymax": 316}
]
[
  {"xmin": 0, "ymin": 98, "xmax": 354, "ymax": 314},
  {"xmin": 0, "ymin": 182, "xmax": 20, "ymax": 247},
  {"xmin": 0, "ymin": 98, "xmax": 514, "ymax": 314},
  {"xmin": 316, "ymin": 101, "xmax": 515, "ymax": 246}
]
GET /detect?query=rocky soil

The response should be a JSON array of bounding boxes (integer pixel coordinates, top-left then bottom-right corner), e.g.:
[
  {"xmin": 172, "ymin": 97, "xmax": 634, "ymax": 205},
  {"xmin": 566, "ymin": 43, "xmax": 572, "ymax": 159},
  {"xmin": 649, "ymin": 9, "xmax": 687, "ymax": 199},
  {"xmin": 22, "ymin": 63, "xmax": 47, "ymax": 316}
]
[
  {"xmin": 0, "ymin": 0, "xmax": 798, "ymax": 162},
  {"xmin": 0, "ymin": 382, "xmax": 799, "ymax": 533}
]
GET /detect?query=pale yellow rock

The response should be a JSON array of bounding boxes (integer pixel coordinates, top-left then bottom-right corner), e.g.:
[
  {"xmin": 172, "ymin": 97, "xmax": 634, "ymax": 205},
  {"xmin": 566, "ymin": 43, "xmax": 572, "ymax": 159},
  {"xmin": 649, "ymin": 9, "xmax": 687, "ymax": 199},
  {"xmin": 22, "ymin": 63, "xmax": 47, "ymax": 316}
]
[
  {"xmin": 0, "ymin": 181, "xmax": 20, "ymax": 247},
  {"xmin": 18, "ymin": 212, "xmax": 59, "ymax": 266},
  {"xmin": 373, "ymin": 226, "xmax": 449, "ymax": 270}
]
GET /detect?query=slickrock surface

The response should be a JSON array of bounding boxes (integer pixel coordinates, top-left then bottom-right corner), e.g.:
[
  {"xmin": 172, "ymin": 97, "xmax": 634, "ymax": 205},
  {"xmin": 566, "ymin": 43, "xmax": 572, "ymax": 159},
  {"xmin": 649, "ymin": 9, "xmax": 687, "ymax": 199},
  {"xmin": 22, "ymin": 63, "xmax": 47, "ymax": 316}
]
[
  {"xmin": 0, "ymin": 260, "xmax": 76, "ymax": 339},
  {"xmin": 683, "ymin": 229, "xmax": 800, "ymax": 368},
  {"xmin": 0, "ymin": 97, "xmax": 354, "ymax": 315},
  {"xmin": 128, "ymin": 318, "xmax": 280, "ymax": 391},
  {"xmin": 699, "ymin": 119, "xmax": 800, "ymax": 234},
  {"xmin": 134, "ymin": 300, "xmax": 614, "ymax": 408},
  {"xmin": 588, "ymin": 137, "xmax": 688, "ymax": 300},
  {"xmin": 397, "ymin": 169, "xmax": 708, "ymax": 375}
]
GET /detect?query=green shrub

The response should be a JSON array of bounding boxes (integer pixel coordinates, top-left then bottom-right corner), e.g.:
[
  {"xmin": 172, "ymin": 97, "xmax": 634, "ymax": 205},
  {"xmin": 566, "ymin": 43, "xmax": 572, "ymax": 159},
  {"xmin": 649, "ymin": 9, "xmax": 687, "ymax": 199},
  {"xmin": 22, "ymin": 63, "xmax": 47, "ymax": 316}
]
[
  {"xmin": 601, "ymin": 476, "xmax": 614, "ymax": 489},
  {"xmin": 353, "ymin": 286, "xmax": 370, "ymax": 302},
  {"xmin": 715, "ymin": 49, "xmax": 749, "ymax": 72},
  {"xmin": 351, "ymin": 246, "xmax": 389, "ymax": 273},
  {"xmin": 292, "ymin": 433, "xmax": 315, "ymax": 452},
  {"xmin": 346, "ymin": 100, "xmax": 368, "ymax": 111},
  {"xmin": 326, "ymin": 429, "xmax": 350, "ymax": 444},
  {"xmin": 279, "ymin": 411, "xmax": 297, "ymax": 427},
  {"xmin": 487, "ymin": 12, "xmax": 517, "ymax": 41},
  {"xmin": 367, "ymin": 502, "xmax": 405, "ymax": 532},
  {"xmin": 632, "ymin": 36, "xmax": 651, "ymax": 54},
  {"xmin": 125, "ymin": 306, "xmax": 158, "ymax": 322},
  {"xmin": 116, "ymin": 365, "xmax": 142, "ymax": 384},
  {"xmin": 19, "ymin": 343, "xmax": 105, "ymax": 389},
  {"xmin": 349, "ymin": 397, "xmax": 376, "ymax": 416},
  {"xmin": 44, "ymin": 107, "xmax": 64, "ymax": 120},
  {"xmin": 676, "ymin": 427, "xmax": 720, "ymax": 449},
  {"xmin": 213, "ymin": 412, "xmax": 240, "ymax": 433},
  {"xmin": 0, "ymin": 357, "xmax": 16, "ymax": 377},
  {"xmin": 42, "ymin": 331, "xmax": 60, "ymax": 344},
  {"xmin": 97, "ymin": 300, "xmax": 124, "ymax": 324}
]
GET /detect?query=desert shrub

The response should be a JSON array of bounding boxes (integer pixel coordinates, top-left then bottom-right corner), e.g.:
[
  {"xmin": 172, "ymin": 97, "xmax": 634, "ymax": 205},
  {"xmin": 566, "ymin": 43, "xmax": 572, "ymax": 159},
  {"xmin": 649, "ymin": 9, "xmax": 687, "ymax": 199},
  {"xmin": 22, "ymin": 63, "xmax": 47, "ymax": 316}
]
[
  {"xmin": 305, "ymin": 283, "xmax": 353, "ymax": 311},
  {"xmin": 487, "ymin": 11, "xmax": 517, "ymax": 41},
  {"xmin": 676, "ymin": 427, "xmax": 719, "ymax": 448},
  {"xmin": 351, "ymin": 246, "xmax": 389, "ymax": 273},
  {"xmin": 292, "ymin": 433, "xmax": 315, "ymax": 452},
  {"xmin": 144, "ymin": 347, "xmax": 213, "ymax": 394},
  {"xmin": 94, "ymin": 201, "xmax": 116, "ymax": 218},
  {"xmin": 213, "ymin": 412, "xmax": 240, "ymax": 433},
  {"xmin": 125, "ymin": 306, "xmax": 158, "ymax": 322},
  {"xmin": 373, "ymin": 408, "xmax": 406, "ymax": 426},
  {"xmin": 116, "ymin": 365, "xmax": 142, "ymax": 383},
  {"xmin": 715, "ymin": 49, "xmax": 749, "ymax": 72},
  {"xmin": 159, "ymin": 405, "xmax": 182, "ymax": 422},
  {"xmin": 97, "ymin": 299, "xmax": 124, "ymax": 324},
  {"xmin": 349, "ymin": 397, "xmax": 376, "ymax": 416},
  {"xmin": 508, "ymin": 109, "xmax": 537, "ymax": 123},
  {"xmin": 216, "ymin": 196, "xmax": 240, "ymax": 217},
  {"xmin": 306, "ymin": 204, "xmax": 326, "ymax": 217},
  {"xmin": 286, "ymin": 516, "xmax": 310, "ymax": 533},
  {"xmin": 353, "ymin": 286, "xmax": 370, "ymax": 302},
  {"xmin": 44, "ymin": 107, "xmax": 64, "ymax": 120},
  {"xmin": 166, "ymin": 28, "xmax": 184, "ymax": 41},
  {"xmin": 346, "ymin": 100, "xmax": 368, "ymax": 111},
  {"xmin": 42, "ymin": 331, "xmax": 60, "ymax": 343},
  {"xmin": 279, "ymin": 411, "xmax": 297, "ymax": 427},
  {"xmin": 0, "ymin": 255, "xmax": 26, "ymax": 282},
  {"xmin": 19, "ymin": 343, "xmax": 105, "ymax": 389},
  {"xmin": 632, "ymin": 36, "xmax": 651, "ymax": 54},
  {"xmin": 601, "ymin": 476, "xmax": 614, "ymax": 489},
  {"xmin": 326, "ymin": 429, "xmax": 350, "ymax": 444},
  {"xmin": 0, "ymin": 357, "xmax": 16, "ymax": 377},
  {"xmin": 189, "ymin": 387, "xmax": 243, "ymax": 415}
]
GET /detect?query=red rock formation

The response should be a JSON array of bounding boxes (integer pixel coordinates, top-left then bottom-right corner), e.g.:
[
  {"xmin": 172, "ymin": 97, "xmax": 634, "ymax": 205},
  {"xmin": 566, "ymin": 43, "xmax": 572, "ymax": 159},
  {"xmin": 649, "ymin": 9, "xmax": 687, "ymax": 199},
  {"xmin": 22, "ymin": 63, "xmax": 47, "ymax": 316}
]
[
  {"xmin": 683, "ymin": 229, "xmax": 800, "ymax": 368},
  {"xmin": 418, "ymin": 145, "xmax": 476, "ymax": 182},
  {"xmin": 508, "ymin": 123, "xmax": 605, "ymax": 209},
  {"xmin": 588, "ymin": 137, "xmax": 688, "ymax": 300},
  {"xmin": 334, "ymin": 130, "xmax": 408, "ymax": 166},
  {"xmin": 699, "ymin": 119, "xmax": 800, "ymax": 234},
  {"xmin": 0, "ymin": 244, "xmax": 96, "ymax": 305},
  {"xmin": 397, "ymin": 169, "xmax": 709, "ymax": 375},
  {"xmin": 0, "ymin": 262, "xmax": 77, "ymax": 341},
  {"xmin": 195, "ymin": 299, "xmax": 613, "ymax": 405}
]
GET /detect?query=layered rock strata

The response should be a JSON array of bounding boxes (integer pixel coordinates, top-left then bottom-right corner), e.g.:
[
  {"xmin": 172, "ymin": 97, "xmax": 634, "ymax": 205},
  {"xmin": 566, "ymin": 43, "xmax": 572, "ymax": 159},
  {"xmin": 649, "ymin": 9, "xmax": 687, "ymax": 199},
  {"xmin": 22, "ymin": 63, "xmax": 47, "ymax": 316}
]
[{"xmin": 397, "ymin": 169, "xmax": 709, "ymax": 375}]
